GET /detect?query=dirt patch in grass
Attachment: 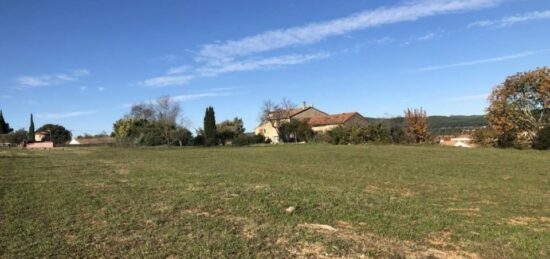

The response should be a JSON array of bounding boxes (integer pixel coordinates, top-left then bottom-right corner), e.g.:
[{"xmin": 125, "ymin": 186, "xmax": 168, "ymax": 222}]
[
  {"xmin": 505, "ymin": 216, "xmax": 550, "ymax": 230},
  {"xmin": 293, "ymin": 222, "xmax": 480, "ymax": 258}
]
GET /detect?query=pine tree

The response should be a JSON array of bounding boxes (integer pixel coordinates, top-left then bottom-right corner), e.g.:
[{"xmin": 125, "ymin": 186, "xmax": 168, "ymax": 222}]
[
  {"xmin": 28, "ymin": 113, "xmax": 35, "ymax": 141},
  {"xmin": 203, "ymin": 106, "xmax": 217, "ymax": 145}
]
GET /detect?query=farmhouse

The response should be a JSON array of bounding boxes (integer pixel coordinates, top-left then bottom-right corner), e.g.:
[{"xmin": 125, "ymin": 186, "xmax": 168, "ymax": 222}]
[
  {"xmin": 25, "ymin": 131, "xmax": 54, "ymax": 149},
  {"xmin": 34, "ymin": 131, "xmax": 50, "ymax": 142},
  {"xmin": 255, "ymin": 103, "xmax": 368, "ymax": 143}
]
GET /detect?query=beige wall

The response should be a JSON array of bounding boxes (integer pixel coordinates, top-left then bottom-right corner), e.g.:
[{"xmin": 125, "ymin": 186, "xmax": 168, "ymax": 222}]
[
  {"xmin": 255, "ymin": 122, "xmax": 280, "ymax": 143},
  {"xmin": 312, "ymin": 124, "xmax": 339, "ymax": 133},
  {"xmin": 34, "ymin": 133, "xmax": 47, "ymax": 142}
]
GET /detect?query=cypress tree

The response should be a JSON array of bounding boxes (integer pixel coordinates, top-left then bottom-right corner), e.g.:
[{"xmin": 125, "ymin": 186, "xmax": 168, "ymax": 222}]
[
  {"xmin": 0, "ymin": 110, "xmax": 6, "ymax": 134},
  {"xmin": 0, "ymin": 110, "xmax": 13, "ymax": 134},
  {"xmin": 203, "ymin": 106, "xmax": 217, "ymax": 145},
  {"xmin": 28, "ymin": 113, "xmax": 35, "ymax": 141}
]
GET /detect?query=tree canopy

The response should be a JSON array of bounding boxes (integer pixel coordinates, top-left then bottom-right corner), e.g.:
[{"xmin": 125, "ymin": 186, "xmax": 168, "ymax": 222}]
[
  {"xmin": 487, "ymin": 67, "xmax": 550, "ymax": 147},
  {"xmin": 203, "ymin": 106, "xmax": 217, "ymax": 145},
  {"xmin": 36, "ymin": 124, "xmax": 72, "ymax": 144}
]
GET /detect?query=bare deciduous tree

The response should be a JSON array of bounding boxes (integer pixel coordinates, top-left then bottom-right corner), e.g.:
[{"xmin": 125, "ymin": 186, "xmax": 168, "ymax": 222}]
[
  {"xmin": 259, "ymin": 98, "xmax": 297, "ymax": 137},
  {"xmin": 155, "ymin": 96, "xmax": 182, "ymax": 146}
]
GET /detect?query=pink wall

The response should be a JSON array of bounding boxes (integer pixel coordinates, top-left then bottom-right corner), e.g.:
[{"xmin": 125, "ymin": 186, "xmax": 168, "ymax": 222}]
[{"xmin": 26, "ymin": 142, "xmax": 54, "ymax": 149}]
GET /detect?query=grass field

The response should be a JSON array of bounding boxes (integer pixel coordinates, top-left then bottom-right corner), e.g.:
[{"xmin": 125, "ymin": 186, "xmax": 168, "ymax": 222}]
[{"xmin": 1, "ymin": 145, "xmax": 549, "ymax": 258}]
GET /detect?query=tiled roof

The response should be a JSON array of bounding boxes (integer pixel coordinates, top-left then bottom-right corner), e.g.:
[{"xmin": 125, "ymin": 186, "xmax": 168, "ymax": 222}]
[
  {"xmin": 305, "ymin": 112, "xmax": 360, "ymax": 126},
  {"xmin": 269, "ymin": 107, "xmax": 314, "ymax": 119}
]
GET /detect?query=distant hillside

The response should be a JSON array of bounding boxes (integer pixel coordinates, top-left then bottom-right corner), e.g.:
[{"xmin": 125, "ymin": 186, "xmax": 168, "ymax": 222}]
[{"xmin": 366, "ymin": 115, "xmax": 487, "ymax": 135}]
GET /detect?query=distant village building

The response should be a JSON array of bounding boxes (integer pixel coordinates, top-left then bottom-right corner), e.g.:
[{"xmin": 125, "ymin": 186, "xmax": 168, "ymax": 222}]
[
  {"xmin": 34, "ymin": 131, "xmax": 50, "ymax": 142},
  {"xmin": 26, "ymin": 131, "xmax": 54, "ymax": 149},
  {"xmin": 255, "ymin": 102, "xmax": 368, "ymax": 143},
  {"xmin": 439, "ymin": 135, "xmax": 475, "ymax": 148}
]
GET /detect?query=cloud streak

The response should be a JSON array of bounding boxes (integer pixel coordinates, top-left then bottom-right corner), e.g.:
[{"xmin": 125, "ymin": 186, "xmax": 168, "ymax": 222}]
[
  {"xmin": 469, "ymin": 10, "xmax": 550, "ymax": 28},
  {"xmin": 140, "ymin": 0, "xmax": 503, "ymax": 87},
  {"xmin": 16, "ymin": 69, "xmax": 90, "ymax": 88},
  {"xmin": 140, "ymin": 52, "xmax": 329, "ymax": 87},
  {"xmin": 415, "ymin": 49, "xmax": 550, "ymax": 72},
  {"xmin": 36, "ymin": 110, "xmax": 97, "ymax": 119},
  {"xmin": 198, "ymin": 0, "xmax": 501, "ymax": 61}
]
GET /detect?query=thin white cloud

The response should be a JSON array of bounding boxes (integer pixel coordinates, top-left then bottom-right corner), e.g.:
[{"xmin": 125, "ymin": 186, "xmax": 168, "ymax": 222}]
[
  {"xmin": 171, "ymin": 91, "xmax": 235, "ymax": 102},
  {"xmin": 150, "ymin": 54, "xmax": 182, "ymax": 63},
  {"xmin": 16, "ymin": 69, "xmax": 90, "ymax": 88},
  {"xmin": 140, "ymin": 52, "xmax": 328, "ymax": 87},
  {"xmin": 140, "ymin": 75, "xmax": 195, "ymax": 88},
  {"xmin": 167, "ymin": 65, "xmax": 191, "ymax": 75},
  {"xmin": 198, "ymin": 0, "xmax": 502, "ymax": 61},
  {"xmin": 197, "ymin": 52, "xmax": 330, "ymax": 76},
  {"xmin": 416, "ymin": 32, "xmax": 438, "ymax": 41},
  {"xmin": 139, "ymin": 0, "xmax": 503, "ymax": 87},
  {"xmin": 469, "ymin": 10, "xmax": 550, "ymax": 28},
  {"xmin": 445, "ymin": 93, "xmax": 489, "ymax": 102},
  {"xmin": 36, "ymin": 110, "xmax": 97, "ymax": 119},
  {"xmin": 368, "ymin": 37, "xmax": 394, "ymax": 44},
  {"xmin": 0, "ymin": 95, "xmax": 12, "ymax": 99},
  {"xmin": 415, "ymin": 49, "xmax": 550, "ymax": 72}
]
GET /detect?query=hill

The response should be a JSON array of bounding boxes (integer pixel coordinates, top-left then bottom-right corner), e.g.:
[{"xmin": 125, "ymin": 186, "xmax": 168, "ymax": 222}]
[{"xmin": 366, "ymin": 115, "xmax": 487, "ymax": 135}]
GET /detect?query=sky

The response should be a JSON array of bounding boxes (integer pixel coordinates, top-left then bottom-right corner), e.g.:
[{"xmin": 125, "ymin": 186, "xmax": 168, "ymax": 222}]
[{"xmin": 1, "ymin": 0, "xmax": 549, "ymax": 135}]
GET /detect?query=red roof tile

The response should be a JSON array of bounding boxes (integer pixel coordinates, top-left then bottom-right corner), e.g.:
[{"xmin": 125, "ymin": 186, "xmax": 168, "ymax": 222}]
[{"xmin": 305, "ymin": 112, "xmax": 361, "ymax": 126}]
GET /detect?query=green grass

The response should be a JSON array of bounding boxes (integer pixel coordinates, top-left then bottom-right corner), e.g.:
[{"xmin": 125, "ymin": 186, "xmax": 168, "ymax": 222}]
[{"xmin": 1, "ymin": 145, "xmax": 549, "ymax": 258}]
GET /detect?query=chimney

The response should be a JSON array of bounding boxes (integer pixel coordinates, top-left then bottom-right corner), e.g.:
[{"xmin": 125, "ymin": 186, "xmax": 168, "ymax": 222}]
[{"xmin": 302, "ymin": 101, "xmax": 307, "ymax": 109}]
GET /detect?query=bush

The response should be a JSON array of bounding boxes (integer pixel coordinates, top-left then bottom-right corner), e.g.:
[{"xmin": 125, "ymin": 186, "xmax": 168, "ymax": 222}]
[
  {"xmin": 232, "ymin": 134, "xmax": 265, "ymax": 146},
  {"xmin": 327, "ymin": 124, "xmax": 391, "ymax": 145},
  {"xmin": 472, "ymin": 128, "xmax": 497, "ymax": 147},
  {"xmin": 532, "ymin": 127, "xmax": 550, "ymax": 150},
  {"xmin": 278, "ymin": 119, "xmax": 313, "ymax": 143},
  {"xmin": 0, "ymin": 129, "xmax": 27, "ymax": 144}
]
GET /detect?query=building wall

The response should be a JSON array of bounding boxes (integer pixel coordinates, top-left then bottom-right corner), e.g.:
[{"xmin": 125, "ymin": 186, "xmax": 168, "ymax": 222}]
[
  {"xmin": 27, "ymin": 142, "xmax": 54, "ymax": 149},
  {"xmin": 312, "ymin": 124, "xmax": 339, "ymax": 133},
  {"xmin": 34, "ymin": 133, "xmax": 48, "ymax": 142},
  {"xmin": 255, "ymin": 122, "xmax": 280, "ymax": 143}
]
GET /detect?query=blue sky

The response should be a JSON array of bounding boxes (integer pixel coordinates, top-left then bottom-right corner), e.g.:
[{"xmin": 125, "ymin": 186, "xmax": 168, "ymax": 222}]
[{"xmin": 1, "ymin": 0, "xmax": 549, "ymax": 135}]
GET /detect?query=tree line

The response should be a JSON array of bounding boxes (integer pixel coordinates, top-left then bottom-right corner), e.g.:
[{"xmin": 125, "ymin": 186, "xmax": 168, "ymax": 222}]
[
  {"xmin": 0, "ymin": 112, "xmax": 72, "ymax": 145},
  {"xmin": 112, "ymin": 96, "xmax": 263, "ymax": 147}
]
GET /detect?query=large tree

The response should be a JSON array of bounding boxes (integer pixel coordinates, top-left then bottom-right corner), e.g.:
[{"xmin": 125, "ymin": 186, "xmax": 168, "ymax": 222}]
[
  {"xmin": 37, "ymin": 124, "xmax": 72, "ymax": 144},
  {"xmin": 217, "ymin": 117, "xmax": 245, "ymax": 145},
  {"xmin": 487, "ymin": 67, "xmax": 550, "ymax": 147},
  {"xmin": 203, "ymin": 106, "xmax": 217, "ymax": 145},
  {"xmin": 404, "ymin": 108, "xmax": 428, "ymax": 143},
  {"xmin": 0, "ymin": 110, "xmax": 13, "ymax": 134},
  {"xmin": 154, "ymin": 96, "xmax": 182, "ymax": 146},
  {"xmin": 114, "ymin": 96, "xmax": 185, "ymax": 146}
]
